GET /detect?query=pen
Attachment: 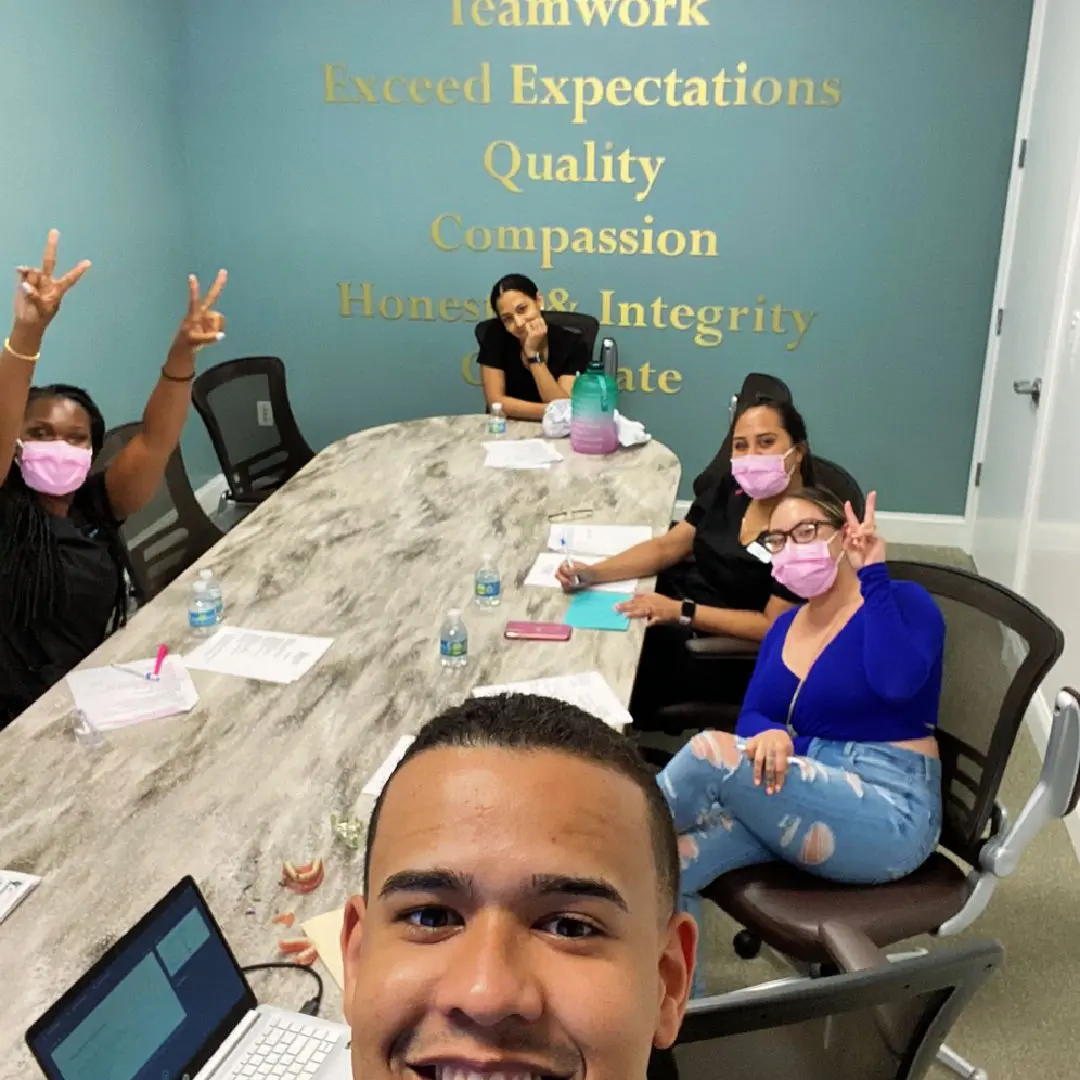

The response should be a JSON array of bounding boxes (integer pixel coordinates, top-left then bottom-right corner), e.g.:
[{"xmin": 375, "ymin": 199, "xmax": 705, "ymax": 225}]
[
  {"xmin": 149, "ymin": 644, "xmax": 168, "ymax": 681},
  {"xmin": 559, "ymin": 537, "xmax": 581, "ymax": 588}
]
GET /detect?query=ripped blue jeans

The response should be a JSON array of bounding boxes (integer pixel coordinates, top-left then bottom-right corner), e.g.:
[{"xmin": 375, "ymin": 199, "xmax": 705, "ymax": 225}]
[{"xmin": 657, "ymin": 732, "xmax": 942, "ymax": 993}]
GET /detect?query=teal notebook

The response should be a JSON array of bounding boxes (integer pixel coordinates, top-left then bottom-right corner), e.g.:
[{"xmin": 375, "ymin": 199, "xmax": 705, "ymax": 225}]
[{"xmin": 564, "ymin": 591, "xmax": 633, "ymax": 632}]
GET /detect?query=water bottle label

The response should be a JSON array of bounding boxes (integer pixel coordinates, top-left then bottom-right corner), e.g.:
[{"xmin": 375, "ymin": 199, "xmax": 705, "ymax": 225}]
[
  {"xmin": 440, "ymin": 639, "xmax": 467, "ymax": 658},
  {"xmin": 475, "ymin": 580, "xmax": 501, "ymax": 598},
  {"xmin": 189, "ymin": 608, "xmax": 218, "ymax": 629},
  {"xmin": 488, "ymin": 417, "xmax": 506, "ymax": 435}
]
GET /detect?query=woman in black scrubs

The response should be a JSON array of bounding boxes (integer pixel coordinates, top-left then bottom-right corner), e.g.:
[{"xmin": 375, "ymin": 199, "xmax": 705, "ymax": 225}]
[
  {"xmin": 0, "ymin": 230, "xmax": 228, "ymax": 729},
  {"xmin": 478, "ymin": 273, "xmax": 590, "ymax": 421},
  {"xmin": 557, "ymin": 398, "xmax": 813, "ymax": 723}
]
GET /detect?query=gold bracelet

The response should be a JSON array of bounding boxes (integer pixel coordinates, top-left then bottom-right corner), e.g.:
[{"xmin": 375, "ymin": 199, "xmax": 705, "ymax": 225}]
[{"xmin": 3, "ymin": 336, "xmax": 40, "ymax": 363}]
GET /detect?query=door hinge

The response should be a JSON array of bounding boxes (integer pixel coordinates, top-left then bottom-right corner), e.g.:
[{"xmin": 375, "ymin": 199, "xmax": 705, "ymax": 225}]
[
  {"xmin": 974, "ymin": 462, "xmax": 983, "ymax": 488},
  {"xmin": 995, "ymin": 308, "xmax": 1004, "ymax": 335},
  {"xmin": 1018, "ymin": 138, "xmax": 1028, "ymax": 168}
]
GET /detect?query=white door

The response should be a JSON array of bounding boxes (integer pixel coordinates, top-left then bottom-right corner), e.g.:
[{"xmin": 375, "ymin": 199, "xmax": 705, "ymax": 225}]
[{"xmin": 971, "ymin": 0, "xmax": 1080, "ymax": 589}]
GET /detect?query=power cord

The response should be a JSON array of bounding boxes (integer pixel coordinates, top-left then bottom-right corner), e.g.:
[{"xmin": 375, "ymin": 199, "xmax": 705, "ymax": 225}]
[{"xmin": 241, "ymin": 962, "xmax": 324, "ymax": 1017}]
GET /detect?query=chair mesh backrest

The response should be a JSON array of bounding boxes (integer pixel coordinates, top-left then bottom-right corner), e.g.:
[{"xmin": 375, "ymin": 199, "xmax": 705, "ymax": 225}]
[
  {"xmin": 813, "ymin": 457, "xmax": 865, "ymax": 519},
  {"xmin": 692, "ymin": 373, "xmax": 794, "ymax": 496},
  {"xmin": 473, "ymin": 311, "xmax": 602, "ymax": 364},
  {"xmin": 887, "ymin": 561, "xmax": 1063, "ymax": 865},
  {"xmin": 95, "ymin": 423, "xmax": 224, "ymax": 602},
  {"xmin": 192, "ymin": 357, "xmax": 313, "ymax": 502}
]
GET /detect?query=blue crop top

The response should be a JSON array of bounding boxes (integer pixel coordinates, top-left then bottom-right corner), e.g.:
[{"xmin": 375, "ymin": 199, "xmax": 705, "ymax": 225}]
[{"xmin": 735, "ymin": 563, "xmax": 945, "ymax": 755}]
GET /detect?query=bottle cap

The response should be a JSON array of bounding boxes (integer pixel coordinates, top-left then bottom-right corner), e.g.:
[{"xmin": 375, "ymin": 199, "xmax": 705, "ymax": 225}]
[
  {"xmin": 492, "ymin": 402, "xmax": 503, "ymax": 411},
  {"xmin": 199, "ymin": 568, "xmax": 213, "ymax": 579},
  {"xmin": 448, "ymin": 608, "xmax": 461, "ymax": 618}
]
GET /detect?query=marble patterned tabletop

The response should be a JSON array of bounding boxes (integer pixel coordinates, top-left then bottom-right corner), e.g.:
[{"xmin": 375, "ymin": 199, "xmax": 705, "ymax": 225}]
[{"xmin": 0, "ymin": 415, "xmax": 680, "ymax": 1075}]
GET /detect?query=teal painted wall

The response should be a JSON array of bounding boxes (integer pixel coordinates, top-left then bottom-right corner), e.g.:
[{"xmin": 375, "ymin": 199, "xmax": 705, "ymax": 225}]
[
  {"xmin": 0, "ymin": 1, "xmax": 212, "ymax": 476},
  {"xmin": 166, "ymin": 2, "xmax": 1030, "ymax": 508}
]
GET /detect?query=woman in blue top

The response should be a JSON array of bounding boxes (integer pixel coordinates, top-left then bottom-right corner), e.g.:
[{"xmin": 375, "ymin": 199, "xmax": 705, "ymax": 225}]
[{"xmin": 657, "ymin": 486, "xmax": 944, "ymax": 968}]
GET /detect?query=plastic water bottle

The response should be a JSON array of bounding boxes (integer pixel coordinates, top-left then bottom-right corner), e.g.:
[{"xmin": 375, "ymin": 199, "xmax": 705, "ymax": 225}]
[
  {"xmin": 198, "ymin": 567, "xmax": 224, "ymax": 618},
  {"xmin": 188, "ymin": 580, "xmax": 219, "ymax": 636},
  {"xmin": 487, "ymin": 402, "xmax": 507, "ymax": 436},
  {"xmin": 570, "ymin": 340, "xmax": 619, "ymax": 455},
  {"xmin": 474, "ymin": 553, "xmax": 502, "ymax": 608},
  {"xmin": 439, "ymin": 609, "xmax": 468, "ymax": 668}
]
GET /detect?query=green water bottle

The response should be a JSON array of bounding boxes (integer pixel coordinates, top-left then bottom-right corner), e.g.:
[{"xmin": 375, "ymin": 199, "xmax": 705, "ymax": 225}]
[{"xmin": 570, "ymin": 338, "xmax": 619, "ymax": 454}]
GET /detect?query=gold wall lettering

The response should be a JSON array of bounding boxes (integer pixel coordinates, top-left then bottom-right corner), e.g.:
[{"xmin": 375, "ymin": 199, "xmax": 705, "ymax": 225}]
[
  {"xmin": 324, "ymin": 62, "xmax": 491, "ymax": 105},
  {"xmin": 598, "ymin": 289, "xmax": 816, "ymax": 350},
  {"xmin": 482, "ymin": 139, "xmax": 664, "ymax": 201},
  {"xmin": 511, "ymin": 63, "xmax": 840, "ymax": 124},
  {"xmin": 462, "ymin": 351, "xmax": 684, "ymax": 393},
  {"xmin": 451, "ymin": 0, "xmax": 712, "ymax": 29},
  {"xmin": 430, "ymin": 213, "xmax": 718, "ymax": 270}
]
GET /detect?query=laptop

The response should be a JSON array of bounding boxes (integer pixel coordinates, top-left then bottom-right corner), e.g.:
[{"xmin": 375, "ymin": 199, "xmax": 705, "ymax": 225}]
[{"xmin": 26, "ymin": 876, "xmax": 352, "ymax": 1080}]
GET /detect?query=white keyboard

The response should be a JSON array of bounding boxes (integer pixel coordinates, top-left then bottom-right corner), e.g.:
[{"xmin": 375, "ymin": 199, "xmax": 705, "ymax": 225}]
[{"xmin": 227, "ymin": 1017, "xmax": 340, "ymax": 1079}]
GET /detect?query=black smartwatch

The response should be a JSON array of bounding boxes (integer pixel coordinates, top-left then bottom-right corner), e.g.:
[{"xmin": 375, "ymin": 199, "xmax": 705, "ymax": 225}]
[
  {"xmin": 679, "ymin": 599, "xmax": 697, "ymax": 628},
  {"xmin": 528, "ymin": 352, "xmax": 544, "ymax": 365}
]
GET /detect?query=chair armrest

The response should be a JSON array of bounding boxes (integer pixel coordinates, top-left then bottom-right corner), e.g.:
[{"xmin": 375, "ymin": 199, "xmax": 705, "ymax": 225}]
[
  {"xmin": 686, "ymin": 636, "xmax": 761, "ymax": 659},
  {"xmin": 819, "ymin": 922, "xmax": 888, "ymax": 974},
  {"xmin": 984, "ymin": 686, "xmax": 1080, "ymax": 878},
  {"xmin": 941, "ymin": 687, "xmax": 1080, "ymax": 937}
]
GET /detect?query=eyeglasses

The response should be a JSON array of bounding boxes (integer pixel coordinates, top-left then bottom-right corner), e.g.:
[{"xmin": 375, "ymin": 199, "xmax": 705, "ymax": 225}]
[
  {"xmin": 760, "ymin": 520, "xmax": 838, "ymax": 555},
  {"xmin": 548, "ymin": 507, "xmax": 594, "ymax": 523}
]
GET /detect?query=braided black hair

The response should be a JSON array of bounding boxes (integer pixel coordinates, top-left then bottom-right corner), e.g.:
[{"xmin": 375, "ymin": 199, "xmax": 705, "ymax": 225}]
[{"xmin": 0, "ymin": 384, "xmax": 128, "ymax": 634}]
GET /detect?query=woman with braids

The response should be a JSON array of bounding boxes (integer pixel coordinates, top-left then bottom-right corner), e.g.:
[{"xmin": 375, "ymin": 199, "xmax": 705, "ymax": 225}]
[{"xmin": 0, "ymin": 230, "xmax": 228, "ymax": 729}]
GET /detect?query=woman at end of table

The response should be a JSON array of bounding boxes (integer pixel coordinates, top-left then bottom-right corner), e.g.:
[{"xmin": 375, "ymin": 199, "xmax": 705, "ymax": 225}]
[
  {"xmin": 478, "ymin": 272, "xmax": 591, "ymax": 421},
  {"xmin": 0, "ymin": 229, "xmax": 228, "ymax": 730}
]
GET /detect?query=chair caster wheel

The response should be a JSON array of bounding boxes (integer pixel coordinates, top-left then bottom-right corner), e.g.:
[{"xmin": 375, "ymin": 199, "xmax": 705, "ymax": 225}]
[{"xmin": 733, "ymin": 930, "xmax": 762, "ymax": 960}]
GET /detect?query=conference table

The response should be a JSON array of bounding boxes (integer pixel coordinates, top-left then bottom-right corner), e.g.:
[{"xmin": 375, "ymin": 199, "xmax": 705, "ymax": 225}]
[{"xmin": 0, "ymin": 414, "xmax": 680, "ymax": 1074}]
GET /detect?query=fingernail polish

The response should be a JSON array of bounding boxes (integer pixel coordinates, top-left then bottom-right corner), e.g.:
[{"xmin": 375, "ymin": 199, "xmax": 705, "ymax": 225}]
[
  {"xmin": 20, "ymin": 282, "xmax": 31, "ymax": 295},
  {"xmin": 215, "ymin": 332, "xmax": 225, "ymax": 341}
]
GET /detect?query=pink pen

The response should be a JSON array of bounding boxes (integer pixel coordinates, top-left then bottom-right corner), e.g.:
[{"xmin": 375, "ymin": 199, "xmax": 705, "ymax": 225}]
[{"xmin": 148, "ymin": 644, "xmax": 168, "ymax": 681}]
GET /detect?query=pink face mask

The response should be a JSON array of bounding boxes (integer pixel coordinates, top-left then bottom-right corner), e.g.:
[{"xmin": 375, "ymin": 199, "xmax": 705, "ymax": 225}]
[
  {"xmin": 17, "ymin": 439, "xmax": 93, "ymax": 496},
  {"xmin": 771, "ymin": 539, "xmax": 842, "ymax": 599},
  {"xmin": 731, "ymin": 448, "xmax": 794, "ymax": 500}
]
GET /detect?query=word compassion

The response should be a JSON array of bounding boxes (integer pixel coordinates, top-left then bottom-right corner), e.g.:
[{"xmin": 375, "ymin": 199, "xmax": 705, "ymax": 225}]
[{"xmin": 451, "ymin": 0, "xmax": 711, "ymax": 27}]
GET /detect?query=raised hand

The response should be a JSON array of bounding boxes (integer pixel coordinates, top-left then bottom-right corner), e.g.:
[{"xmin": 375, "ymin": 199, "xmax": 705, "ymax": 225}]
[
  {"xmin": 843, "ymin": 490, "xmax": 886, "ymax": 570},
  {"xmin": 13, "ymin": 230, "xmax": 91, "ymax": 342},
  {"xmin": 171, "ymin": 270, "xmax": 228, "ymax": 357},
  {"xmin": 522, "ymin": 313, "xmax": 548, "ymax": 359}
]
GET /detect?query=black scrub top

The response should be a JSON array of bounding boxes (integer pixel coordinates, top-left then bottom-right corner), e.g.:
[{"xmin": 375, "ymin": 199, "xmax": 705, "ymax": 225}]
[
  {"xmin": 682, "ymin": 475, "xmax": 800, "ymax": 611},
  {"xmin": 478, "ymin": 322, "xmax": 590, "ymax": 404},
  {"xmin": 0, "ymin": 472, "xmax": 122, "ymax": 728}
]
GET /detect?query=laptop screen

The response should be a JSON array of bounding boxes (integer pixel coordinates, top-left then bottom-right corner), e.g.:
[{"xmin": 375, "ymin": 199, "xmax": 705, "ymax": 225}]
[{"xmin": 26, "ymin": 877, "xmax": 254, "ymax": 1080}]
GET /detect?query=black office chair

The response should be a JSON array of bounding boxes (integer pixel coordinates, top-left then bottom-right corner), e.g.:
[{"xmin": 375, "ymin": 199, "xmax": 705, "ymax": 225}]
[
  {"xmin": 192, "ymin": 356, "xmax": 314, "ymax": 507},
  {"xmin": 691, "ymin": 373, "xmax": 793, "ymax": 499},
  {"xmin": 702, "ymin": 569, "xmax": 1077, "ymax": 1080},
  {"xmin": 648, "ymin": 933, "xmax": 1003, "ymax": 1080},
  {"xmin": 93, "ymin": 422, "xmax": 225, "ymax": 603},
  {"xmin": 474, "ymin": 310, "xmax": 602, "ymax": 363}
]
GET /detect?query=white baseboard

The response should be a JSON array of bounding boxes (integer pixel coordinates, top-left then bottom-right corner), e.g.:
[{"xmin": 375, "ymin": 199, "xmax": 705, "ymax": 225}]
[
  {"xmin": 671, "ymin": 501, "xmax": 971, "ymax": 551},
  {"xmin": 196, "ymin": 474, "xmax": 230, "ymax": 518}
]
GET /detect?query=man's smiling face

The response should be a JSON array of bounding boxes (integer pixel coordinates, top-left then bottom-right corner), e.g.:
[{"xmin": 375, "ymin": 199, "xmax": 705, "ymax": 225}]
[{"xmin": 340, "ymin": 745, "xmax": 695, "ymax": 1080}]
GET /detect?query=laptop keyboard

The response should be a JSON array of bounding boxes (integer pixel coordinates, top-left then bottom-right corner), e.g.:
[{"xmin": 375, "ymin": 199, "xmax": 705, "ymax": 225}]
[{"xmin": 228, "ymin": 1017, "xmax": 340, "ymax": 1079}]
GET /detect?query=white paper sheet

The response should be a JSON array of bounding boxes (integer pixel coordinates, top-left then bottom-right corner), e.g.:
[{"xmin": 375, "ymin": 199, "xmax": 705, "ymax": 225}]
[
  {"xmin": 0, "ymin": 870, "xmax": 41, "ymax": 926},
  {"xmin": 483, "ymin": 439, "xmax": 564, "ymax": 470},
  {"xmin": 524, "ymin": 552, "xmax": 639, "ymax": 594},
  {"xmin": 302, "ymin": 908, "xmax": 346, "ymax": 989},
  {"xmin": 362, "ymin": 735, "xmax": 416, "ymax": 797},
  {"xmin": 547, "ymin": 524, "xmax": 653, "ymax": 557},
  {"xmin": 65, "ymin": 657, "xmax": 199, "ymax": 730},
  {"xmin": 472, "ymin": 672, "xmax": 632, "ymax": 732},
  {"xmin": 184, "ymin": 627, "xmax": 334, "ymax": 684}
]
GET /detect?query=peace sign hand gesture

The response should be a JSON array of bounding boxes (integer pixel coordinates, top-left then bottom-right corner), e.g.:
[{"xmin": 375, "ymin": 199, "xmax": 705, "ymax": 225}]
[
  {"xmin": 170, "ymin": 270, "xmax": 228, "ymax": 359},
  {"xmin": 13, "ymin": 229, "xmax": 91, "ymax": 341},
  {"xmin": 843, "ymin": 490, "xmax": 886, "ymax": 570}
]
